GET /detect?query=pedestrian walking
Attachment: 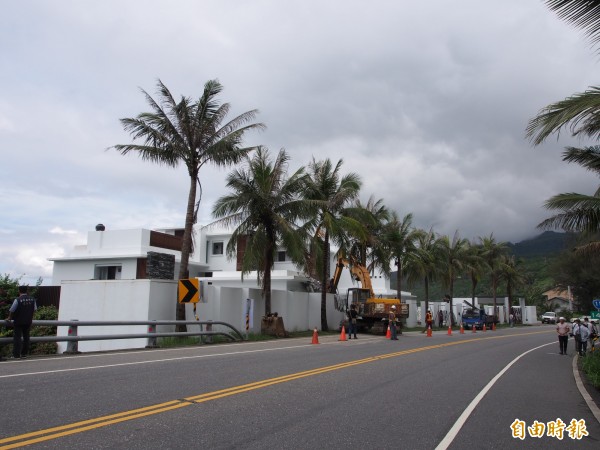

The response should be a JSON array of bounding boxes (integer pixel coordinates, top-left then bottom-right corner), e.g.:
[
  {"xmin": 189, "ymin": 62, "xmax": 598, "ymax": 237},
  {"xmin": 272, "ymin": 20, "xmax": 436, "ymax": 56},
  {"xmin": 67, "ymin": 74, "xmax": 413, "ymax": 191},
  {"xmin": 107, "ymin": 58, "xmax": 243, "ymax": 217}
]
[
  {"xmin": 556, "ymin": 317, "xmax": 570, "ymax": 355},
  {"xmin": 389, "ymin": 305, "xmax": 398, "ymax": 340},
  {"xmin": 7, "ymin": 285, "xmax": 37, "ymax": 359},
  {"xmin": 348, "ymin": 304, "xmax": 358, "ymax": 339},
  {"xmin": 573, "ymin": 318, "xmax": 590, "ymax": 356},
  {"xmin": 437, "ymin": 310, "xmax": 444, "ymax": 329}
]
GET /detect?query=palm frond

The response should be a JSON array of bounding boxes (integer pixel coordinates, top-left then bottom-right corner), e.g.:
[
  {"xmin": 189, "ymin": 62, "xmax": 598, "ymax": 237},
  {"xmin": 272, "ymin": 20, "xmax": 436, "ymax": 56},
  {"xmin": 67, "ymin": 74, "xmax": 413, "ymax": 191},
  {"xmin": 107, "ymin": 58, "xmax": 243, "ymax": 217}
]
[
  {"xmin": 546, "ymin": 0, "xmax": 600, "ymax": 48},
  {"xmin": 526, "ymin": 86, "xmax": 600, "ymax": 145}
]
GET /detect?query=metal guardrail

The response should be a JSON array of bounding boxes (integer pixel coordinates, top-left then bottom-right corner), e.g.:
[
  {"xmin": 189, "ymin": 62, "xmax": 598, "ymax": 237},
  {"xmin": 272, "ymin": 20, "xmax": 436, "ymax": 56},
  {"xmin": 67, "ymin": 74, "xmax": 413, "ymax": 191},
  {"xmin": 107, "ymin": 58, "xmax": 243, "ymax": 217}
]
[{"xmin": 0, "ymin": 320, "xmax": 245, "ymax": 353}]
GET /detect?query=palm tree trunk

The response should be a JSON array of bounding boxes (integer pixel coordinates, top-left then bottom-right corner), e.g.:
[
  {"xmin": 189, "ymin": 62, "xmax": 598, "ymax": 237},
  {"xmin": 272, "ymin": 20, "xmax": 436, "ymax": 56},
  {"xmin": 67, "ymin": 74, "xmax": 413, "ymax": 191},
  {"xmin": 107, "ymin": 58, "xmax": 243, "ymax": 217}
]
[
  {"xmin": 176, "ymin": 173, "xmax": 197, "ymax": 330},
  {"xmin": 321, "ymin": 232, "xmax": 329, "ymax": 331},
  {"xmin": 264, "ymin": 240, "xmax": 274, "ymax": 316},
  {"xmin": 492, "ymin": 277, "xmax": 498, "ymax": 323},
  {"xmin": 396, "ymin": 257, "xmax": 402, "ymax": 300}
]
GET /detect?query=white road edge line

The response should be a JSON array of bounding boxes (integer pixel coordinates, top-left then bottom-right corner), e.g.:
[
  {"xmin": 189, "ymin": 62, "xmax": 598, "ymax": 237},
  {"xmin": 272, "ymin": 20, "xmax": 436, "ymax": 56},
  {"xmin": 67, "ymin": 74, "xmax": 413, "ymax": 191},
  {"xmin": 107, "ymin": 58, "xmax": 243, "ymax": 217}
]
[
  {"xmin": 435, "ymin": 341, "xmax": 554, "ymax": 450},
  {"xmin": 0, "ymin": 337, "xmax": 380, "ymax": 379},
  {"xmin": 572, "ymin": 354, "xmax": 600, "ymax": 425}
]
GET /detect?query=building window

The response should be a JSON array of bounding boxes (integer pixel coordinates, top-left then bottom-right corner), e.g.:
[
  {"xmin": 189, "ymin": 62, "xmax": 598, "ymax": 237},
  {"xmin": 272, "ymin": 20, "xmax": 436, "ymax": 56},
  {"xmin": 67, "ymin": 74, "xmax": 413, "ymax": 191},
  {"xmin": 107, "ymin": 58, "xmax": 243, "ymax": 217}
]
[
  {"xmin": 212, "ymin": 241, "xmax": 224, "ymax": 255},
  {"xmin": 95, "ymin": 265, "xmax": 122, "ymax": 280},
  {"xmin": 277, "ymin": 251, "xmax": 287, "ymax": 262}
]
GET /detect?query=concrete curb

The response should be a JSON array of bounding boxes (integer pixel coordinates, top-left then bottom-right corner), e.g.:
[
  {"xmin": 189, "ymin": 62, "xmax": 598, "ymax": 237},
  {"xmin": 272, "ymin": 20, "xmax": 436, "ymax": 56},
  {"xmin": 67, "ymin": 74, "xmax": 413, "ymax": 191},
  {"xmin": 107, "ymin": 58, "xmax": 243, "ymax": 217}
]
[{"xmin": 572, "ymin": 354, "xmax": 600, "ymax": 425}]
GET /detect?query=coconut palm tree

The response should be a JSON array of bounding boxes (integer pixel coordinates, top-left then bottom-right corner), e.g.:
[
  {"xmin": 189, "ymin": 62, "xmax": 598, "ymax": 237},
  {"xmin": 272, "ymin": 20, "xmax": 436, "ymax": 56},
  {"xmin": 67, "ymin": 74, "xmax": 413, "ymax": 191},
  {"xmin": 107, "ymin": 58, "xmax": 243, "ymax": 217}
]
[
  {"xmin": 114, "ymin": 79, "xmax": 264, "ymax": 323},
  {"xmin": 498, "ymin": 254, "xmax": 527, "ymax": 309},
  {"xmin": 479, "ymin": 234, "xmax": 508, "ymax": 321},
  {"xmin": 538, "ymin": 147, "xmax": 600, "ymax": 253},
  {"xmin": 438, "ymin": 231, "xmax": 470, "ymax": 326},
  {"xmin": 303, "ymin": 158, "xmax": 362, "ymax": 331},
  {"xmin": 465, "ymin": 241, "xmax": 486, "ymax": 306},
  {"xmin": 405, "ymin": 227, "xmax": 440, "ymax": 324},
  {"xmin": 526, "ymin": 2, "xmax": 600, "ymax": 254},
  {"xmin": 527, "ymin": 1, "xmax": 600, "ymax": 143},
  {"xmin": 211, "ymin": 148, "xmax": 308, "ymax": 316},
  {"xmin": 348, "ymin": 196, "xmax": 390, "ymax": 272},
  {"xmin": 385, "ymin": 212, "xmax": 421, "ymax": 301}
]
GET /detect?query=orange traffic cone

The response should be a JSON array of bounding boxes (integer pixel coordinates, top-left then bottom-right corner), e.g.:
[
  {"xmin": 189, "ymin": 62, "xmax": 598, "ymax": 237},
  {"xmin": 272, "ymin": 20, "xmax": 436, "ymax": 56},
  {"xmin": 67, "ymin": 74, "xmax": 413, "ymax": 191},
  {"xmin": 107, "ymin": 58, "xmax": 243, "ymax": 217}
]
[
  {"xmin": 460, "ymin": 323, "xmax": 464, "ymax": 334},
  {"xmin": 483, "ymin": 324, "xmax": 487, "ymax": 332},
  {"xmin": 492, "ymin": 322, "xmax": 496, "ymax": 331},
  {"xmin": 311, "ymin": 327, "xmax": 319, "ymax": 344},
  {"xmin": 339, "ymin": 325, "xmax": 347, "ymax": 341},
  {"xmin": 427, "ymin": 325, "xmax": 432, "ymax": 337},
  {"xmin": 472, "ymin": 324, "xmax": 476, "ymax": 333},
  {"xmin": 386, "ymin": 325, "xmax": 391, "ymax": 339},
  {"xmin": 447, "ymin": 326, "xmax": 452, "ymax": 336}
]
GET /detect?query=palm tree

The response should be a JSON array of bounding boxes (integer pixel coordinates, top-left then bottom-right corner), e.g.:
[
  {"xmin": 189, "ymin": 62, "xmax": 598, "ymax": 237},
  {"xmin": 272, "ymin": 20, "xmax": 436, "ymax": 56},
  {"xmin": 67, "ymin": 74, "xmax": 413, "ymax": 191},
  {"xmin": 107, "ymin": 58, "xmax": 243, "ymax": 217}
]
[
  {"xmin": 465, "ymin": 241, "xmax": 486, "ymax": 306},
  {"xmin": 526, "ymin": 1, "xmax": 600, "ymax": 144},
  {"xmin": 405, "ymin": 227, "xmax": 440, "ymax": 324},
  {"xmin": 538, "ymin": 147, "xmax": 600, "ymax": 252},
  {"xmin": 438, "ymin": 231, "xmax": 470, "ymax": 326},
  {"xmin": 348, "ymin": 196, "xmax": 390, "ymax": 272},
  {"xmin": 114, "ymin": 79, "xmax": 264, "ymax": 323},
  {"xmin": 211, "ymin": 148, "xmax": 308, "ymax": 316},
  {"xmin": 526, "ymin": 2, "xmax": 600, "ymax": 254},
  {"xmin": 385, "ymin": 212, "xmax": 421, "ymax": 301},
  {"xmin": 303, "ymin": 158, "xmax": 362, "ymax": 331},
  {"xmin": 479, "ymin": 234, "xmax": 508, "ymax": 321},
  {"xmin": 498, "ymin": 254, "xmax": 527, "ymax": 309}
]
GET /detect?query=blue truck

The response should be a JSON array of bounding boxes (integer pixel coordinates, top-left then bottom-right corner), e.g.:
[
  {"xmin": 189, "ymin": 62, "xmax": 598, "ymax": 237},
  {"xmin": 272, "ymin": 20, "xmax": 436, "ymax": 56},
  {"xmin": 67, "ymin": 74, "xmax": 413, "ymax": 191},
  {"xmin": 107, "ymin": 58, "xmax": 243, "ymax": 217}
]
[{"xmin": 462, "ymin": 308, "xmax": 496, "ymax": 330}]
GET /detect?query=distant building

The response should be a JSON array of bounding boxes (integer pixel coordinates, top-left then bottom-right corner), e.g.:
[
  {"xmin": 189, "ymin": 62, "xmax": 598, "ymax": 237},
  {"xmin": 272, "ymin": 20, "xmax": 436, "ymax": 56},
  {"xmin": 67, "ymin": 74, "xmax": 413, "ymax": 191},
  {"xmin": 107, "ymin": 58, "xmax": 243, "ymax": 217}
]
[{"xmin": 542, "ymin": 288, "xmax": 573, "ymax": 312}]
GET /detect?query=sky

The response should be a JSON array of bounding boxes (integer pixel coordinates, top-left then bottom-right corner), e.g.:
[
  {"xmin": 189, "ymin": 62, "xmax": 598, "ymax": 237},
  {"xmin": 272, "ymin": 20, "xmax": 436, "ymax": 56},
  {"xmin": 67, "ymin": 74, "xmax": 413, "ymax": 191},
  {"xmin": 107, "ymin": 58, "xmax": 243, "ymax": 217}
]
[{"xmin": 2, "ymin": 0, "xmax": 599, "ymax": 285}]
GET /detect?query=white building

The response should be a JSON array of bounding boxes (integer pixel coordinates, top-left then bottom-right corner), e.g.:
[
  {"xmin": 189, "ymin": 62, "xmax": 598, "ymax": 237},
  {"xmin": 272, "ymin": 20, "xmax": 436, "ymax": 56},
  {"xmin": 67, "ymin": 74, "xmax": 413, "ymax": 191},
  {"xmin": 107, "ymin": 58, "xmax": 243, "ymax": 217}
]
[
  {"xmin": 48, "ymin": 223, "xmax": 417, "ymax": 353},
  {"xmin": 51, "ymin": 224, "xmax": 409, "ymax": 298}
]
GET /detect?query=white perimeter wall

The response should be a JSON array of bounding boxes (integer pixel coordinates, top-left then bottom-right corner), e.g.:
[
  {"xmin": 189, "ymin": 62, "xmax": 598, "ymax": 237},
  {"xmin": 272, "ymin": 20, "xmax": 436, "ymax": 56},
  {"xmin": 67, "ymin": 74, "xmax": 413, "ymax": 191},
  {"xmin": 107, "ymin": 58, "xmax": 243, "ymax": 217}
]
[
  {"xmin": 57, "ymin": 279, "xmax": 177, "ymax": 353},
  {"xmin": 56, "ymin": 280, "xmax": 347, "ymax": 353}
]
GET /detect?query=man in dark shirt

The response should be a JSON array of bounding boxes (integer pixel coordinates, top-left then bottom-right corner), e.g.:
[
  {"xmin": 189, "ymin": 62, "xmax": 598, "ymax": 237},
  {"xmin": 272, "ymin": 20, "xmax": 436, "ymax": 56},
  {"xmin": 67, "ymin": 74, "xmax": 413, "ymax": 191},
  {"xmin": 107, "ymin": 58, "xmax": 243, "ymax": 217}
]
[{"xmin": 7, "ymin": 285, "xmax": 37, "ymax": 359}]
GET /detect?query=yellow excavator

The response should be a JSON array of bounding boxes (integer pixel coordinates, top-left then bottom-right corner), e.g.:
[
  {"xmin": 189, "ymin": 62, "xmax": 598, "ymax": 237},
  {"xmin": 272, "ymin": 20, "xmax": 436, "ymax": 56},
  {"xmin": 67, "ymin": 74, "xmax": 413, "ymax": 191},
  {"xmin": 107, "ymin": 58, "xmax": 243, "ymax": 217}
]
[{"xmin": 332, "ymin": 257, "xmax": 409, "ymax": 334}]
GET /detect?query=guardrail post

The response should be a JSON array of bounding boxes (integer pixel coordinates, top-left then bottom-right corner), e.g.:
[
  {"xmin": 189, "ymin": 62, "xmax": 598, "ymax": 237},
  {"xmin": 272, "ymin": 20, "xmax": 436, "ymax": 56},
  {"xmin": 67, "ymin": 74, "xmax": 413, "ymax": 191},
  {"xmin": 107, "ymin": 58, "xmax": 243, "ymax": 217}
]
[
  {"xmin": 206, "ymin": 320, "xmax": 213, "ymax": 344},
  {"xmin": 65, "ymin": 319, "xmax": 80, "ymax": 354},
  {"xmin": 146, "ymin": 320, "xmax": 159, "ymax": 348}
]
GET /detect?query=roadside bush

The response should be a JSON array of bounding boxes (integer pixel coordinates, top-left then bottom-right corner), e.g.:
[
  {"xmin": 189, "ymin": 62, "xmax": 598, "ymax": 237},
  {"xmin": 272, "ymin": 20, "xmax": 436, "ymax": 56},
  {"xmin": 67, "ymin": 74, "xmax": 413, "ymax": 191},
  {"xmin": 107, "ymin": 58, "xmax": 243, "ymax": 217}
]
[
  {"xmin": 581, "ymin": 350, "xmax": 600, "ymax": 389},
  {"xmin": 0, "ymin": 305, "xmax": 58, "ymax": 357}
]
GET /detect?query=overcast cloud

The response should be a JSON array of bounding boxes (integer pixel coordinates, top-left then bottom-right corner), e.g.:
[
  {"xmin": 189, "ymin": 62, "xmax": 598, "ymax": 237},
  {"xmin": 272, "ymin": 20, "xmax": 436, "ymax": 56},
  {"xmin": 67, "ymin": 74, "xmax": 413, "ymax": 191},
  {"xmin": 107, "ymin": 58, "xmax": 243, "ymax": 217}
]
[{"xmin": 2, "ymin": 0, "xmax": 599, "ymax": 285}]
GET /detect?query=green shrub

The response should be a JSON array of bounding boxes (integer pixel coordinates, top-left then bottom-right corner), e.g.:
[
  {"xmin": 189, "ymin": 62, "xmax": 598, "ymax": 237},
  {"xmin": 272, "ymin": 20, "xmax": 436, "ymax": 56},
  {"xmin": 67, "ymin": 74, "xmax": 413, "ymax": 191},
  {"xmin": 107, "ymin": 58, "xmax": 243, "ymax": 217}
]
[{"xmin": 581, "ymin": 350, "xmax": 600, "ymax": 389}]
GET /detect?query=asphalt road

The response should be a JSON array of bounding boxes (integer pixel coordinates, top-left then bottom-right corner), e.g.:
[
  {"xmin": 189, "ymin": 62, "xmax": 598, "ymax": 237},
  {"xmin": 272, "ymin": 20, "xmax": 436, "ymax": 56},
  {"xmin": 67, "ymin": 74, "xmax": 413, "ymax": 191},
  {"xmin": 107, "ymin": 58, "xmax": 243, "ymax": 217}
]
[{"xmin": 1, "ymin": 325, "xmax": 599, "ymax": 449}]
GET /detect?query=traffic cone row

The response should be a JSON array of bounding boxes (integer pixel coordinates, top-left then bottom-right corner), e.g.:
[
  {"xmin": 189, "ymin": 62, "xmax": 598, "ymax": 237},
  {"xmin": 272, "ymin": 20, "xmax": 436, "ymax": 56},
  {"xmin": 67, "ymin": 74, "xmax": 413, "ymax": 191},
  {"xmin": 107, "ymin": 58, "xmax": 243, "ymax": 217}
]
[
  {"xmin": 472, "ymin": 324, "xmax": 476, "ymax": 333},
  {"xmin": 483, "ymin": 324, "xmax": 487, "ymax": 332},
  {"xmin": 311, "ymin": 327, "xmax": 319, "ymax": 344},
  {"xmin": 386, "ymin": 325, "xmax": 391, "ymax": 339},
  {"xmin": 427, "ymin": 325, "xmax": 432, "ymax": 337},
  {"xmin": 492, "ymin": 322, "xmax": 496, "ymax": 331},
  {"xmin": 447, "ymin": 326, "xmax": 452, "ymax": 336},
  {"xmin": 460, "ymin": 324, "xmax": 464, "ymax": 334}
]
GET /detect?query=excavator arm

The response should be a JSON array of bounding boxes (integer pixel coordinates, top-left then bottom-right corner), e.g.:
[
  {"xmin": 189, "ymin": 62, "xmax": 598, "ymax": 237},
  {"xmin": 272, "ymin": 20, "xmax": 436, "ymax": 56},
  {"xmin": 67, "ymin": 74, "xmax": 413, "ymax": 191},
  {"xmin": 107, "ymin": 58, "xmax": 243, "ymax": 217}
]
[{"xmin": 331, "ymin": 257, "xmax": 374, "ymax": 297}]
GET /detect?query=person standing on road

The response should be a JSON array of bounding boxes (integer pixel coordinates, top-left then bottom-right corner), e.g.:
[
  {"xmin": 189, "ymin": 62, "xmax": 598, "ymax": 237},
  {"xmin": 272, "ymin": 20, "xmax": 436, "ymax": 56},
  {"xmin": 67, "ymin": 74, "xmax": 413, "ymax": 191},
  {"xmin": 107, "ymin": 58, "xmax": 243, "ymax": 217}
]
[
  {"xmin": 7, "ymin": 285, "xmax": 37, "ymax": 359},
  {"xmin": 437, "ymin": 310, "xmax": 443, "ymax": 329},
  {"xmin": 389, "ymin": 305, "xmax": 398, "ymax": 340},
  {"xmin": 556, "ymin": 317, "xmax": 570, "ymax": 355},
  {"xmin": 573, "ymin": 318, "xmax": 590, "ymax": 356},
  {"xmin": 348, "ymin": 304, "xmax": 358, "ymax": 339},
  {"xmin": 584, "ymin": 317, "xmax": 597, "ymax": 352}
]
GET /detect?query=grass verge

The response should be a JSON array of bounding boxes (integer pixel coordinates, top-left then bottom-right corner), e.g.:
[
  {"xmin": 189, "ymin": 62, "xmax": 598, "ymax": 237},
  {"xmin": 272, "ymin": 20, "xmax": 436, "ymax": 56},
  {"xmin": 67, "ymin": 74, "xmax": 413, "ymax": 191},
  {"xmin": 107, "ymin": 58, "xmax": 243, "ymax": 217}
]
[{"xmin": 581, "ymin": 349, "xmax": 600, "ymax": 389}]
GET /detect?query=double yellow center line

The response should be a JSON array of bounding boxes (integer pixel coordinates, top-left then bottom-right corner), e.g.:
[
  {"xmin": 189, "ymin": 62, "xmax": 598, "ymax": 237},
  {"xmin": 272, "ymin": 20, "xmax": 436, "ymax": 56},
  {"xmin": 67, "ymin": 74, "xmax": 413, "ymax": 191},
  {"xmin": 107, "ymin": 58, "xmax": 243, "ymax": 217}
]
[{"xmin": 0, "ymin": 331, "xmax": 550, "ymax": 449}]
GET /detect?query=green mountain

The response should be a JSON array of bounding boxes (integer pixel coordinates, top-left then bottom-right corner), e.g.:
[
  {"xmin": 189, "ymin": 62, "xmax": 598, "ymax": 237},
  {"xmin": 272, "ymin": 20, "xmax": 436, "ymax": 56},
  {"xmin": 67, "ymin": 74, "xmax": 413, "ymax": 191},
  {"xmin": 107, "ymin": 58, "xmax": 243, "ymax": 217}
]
[{"xmin": 507, "ymin": 231, "xmax": 574, "ymax": 258}]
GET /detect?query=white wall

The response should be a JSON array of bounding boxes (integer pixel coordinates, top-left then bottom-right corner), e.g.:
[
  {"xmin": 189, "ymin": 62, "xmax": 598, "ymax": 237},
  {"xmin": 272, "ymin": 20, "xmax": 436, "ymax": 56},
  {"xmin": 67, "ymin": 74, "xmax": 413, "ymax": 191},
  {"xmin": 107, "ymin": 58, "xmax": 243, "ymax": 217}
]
[{"xmin": 57, "ymin": 279, "xmax": 177, "ymax": 353}]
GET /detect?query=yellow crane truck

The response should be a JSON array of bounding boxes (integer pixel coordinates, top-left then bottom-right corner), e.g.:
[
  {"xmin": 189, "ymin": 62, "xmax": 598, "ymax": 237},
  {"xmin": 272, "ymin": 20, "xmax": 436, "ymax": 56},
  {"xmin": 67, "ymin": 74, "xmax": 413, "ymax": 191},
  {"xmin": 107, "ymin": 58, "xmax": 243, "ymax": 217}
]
[{"xmin": 332, "ymin": 257, "xmax": 409, "ymax": 334}]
